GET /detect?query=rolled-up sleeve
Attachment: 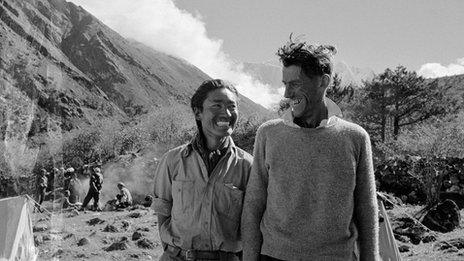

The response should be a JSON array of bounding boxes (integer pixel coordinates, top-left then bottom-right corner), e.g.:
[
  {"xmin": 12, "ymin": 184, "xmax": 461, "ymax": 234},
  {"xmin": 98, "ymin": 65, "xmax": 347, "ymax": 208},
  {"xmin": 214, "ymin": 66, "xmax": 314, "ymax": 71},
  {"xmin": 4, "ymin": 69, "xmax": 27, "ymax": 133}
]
[{"xmin": 153, "ymin": 153, "xmax": 173, "ymax": 216}]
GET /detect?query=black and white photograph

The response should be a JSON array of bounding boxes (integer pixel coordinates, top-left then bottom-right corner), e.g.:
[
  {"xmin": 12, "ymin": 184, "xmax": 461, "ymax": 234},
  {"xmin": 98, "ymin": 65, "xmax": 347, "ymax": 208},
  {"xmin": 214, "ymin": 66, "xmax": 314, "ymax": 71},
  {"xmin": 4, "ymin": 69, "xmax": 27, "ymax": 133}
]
[{"xmin": 1, "ymin": 0, "xmax": 464, "ymax": 260}]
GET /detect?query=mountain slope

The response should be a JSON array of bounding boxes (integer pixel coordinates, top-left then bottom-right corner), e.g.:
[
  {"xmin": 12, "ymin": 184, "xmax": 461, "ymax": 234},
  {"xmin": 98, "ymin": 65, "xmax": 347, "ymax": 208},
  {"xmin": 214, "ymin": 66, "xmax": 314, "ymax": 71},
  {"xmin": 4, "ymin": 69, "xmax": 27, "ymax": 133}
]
[{"xmin": 0, "ymin": 0, "xmax": 269, "ymax": 138}]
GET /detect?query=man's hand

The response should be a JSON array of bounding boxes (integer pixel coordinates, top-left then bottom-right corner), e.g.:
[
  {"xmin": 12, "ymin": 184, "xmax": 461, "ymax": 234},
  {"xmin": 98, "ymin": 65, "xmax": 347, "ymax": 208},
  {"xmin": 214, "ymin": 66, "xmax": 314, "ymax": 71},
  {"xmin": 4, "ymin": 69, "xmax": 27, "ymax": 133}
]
[{"xmin": 157, "ymin": 214, "xmax": 170, "ymax": 249}]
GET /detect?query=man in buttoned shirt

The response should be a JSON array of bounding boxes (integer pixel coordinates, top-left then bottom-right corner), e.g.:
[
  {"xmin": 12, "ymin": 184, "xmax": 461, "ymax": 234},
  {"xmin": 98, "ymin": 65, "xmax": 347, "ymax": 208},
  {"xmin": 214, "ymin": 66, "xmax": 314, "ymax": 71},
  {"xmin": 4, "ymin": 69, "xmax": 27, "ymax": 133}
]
[
  {"xmin": 154, "ymin": 79, "xmax": 253, "ymax": 261},
  {"xmin": 241, "ymin": 38, "xmax": 379, "ymax": 261}
]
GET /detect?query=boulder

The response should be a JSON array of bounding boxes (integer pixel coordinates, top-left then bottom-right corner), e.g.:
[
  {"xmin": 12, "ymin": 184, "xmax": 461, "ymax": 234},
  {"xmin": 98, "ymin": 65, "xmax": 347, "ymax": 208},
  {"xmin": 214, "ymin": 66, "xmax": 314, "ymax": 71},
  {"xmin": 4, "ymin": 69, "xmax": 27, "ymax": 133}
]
[
  {"xmin": 132, "ymin": 231, "xmax": 143, "ymax": 241},
  {"xmin": 77, "ymin": 237, "xmax": 89, "ymax": 246},
  {"xmin": 122, "ymin": 220, "xmax": 131, "ymax": 230},
  {"xmin": 128, "ymin": 212, "xmax": 143, "ymax": 218},
  {"xmin": 105, "ymin": 241, "xmax": 129, "ymax": 251},
  {"xmin": 435, "ymin": 238, "xmax": 464, "ymax": 251},
  {"xmin": 87, "ymin": 217, "xmax": 105, "ymax": 226},
  {"xmin": 393, "ymin": 217, "xmax": 427, "ymax": 244},
  {"xmin": 136, "ymin": 238, "xmax": 157, "ymax": 249},
  {"xmin": 422, "ymin": 200, "xmax": 460, "ymax": 233},
  {"xmin": 34, "ymin": 235, "xmax": 43, "ymax": 246},
  {"xmin": 103, "ymin": 224, "xmax": 119, "ymax": 232},
  {"xmin": 105, "ymin": 237, "xmax": 129, "ymax": 251},
  {"xmin": 398, "ymin": 245, "xmax": 410, "ymax": 253},
  {"xmin": 33, "ymin": 224, "xmax": 48, "ymax": 232}
]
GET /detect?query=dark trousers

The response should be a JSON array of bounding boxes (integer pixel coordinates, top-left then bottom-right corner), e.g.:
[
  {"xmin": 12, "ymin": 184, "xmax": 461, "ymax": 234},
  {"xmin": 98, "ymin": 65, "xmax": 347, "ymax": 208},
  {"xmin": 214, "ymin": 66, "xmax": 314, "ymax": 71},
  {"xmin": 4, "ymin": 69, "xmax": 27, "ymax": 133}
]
[
  {"xmin": 82, "ymin": 190, "xmax": 100, "ymax": 209},
  {"xmin": 37, "ymin": 186, "xmax": 46, "ymax": 205},
  {"xmin": 260, "ymin": 255, "xmax": 283, "ymax": 261}
]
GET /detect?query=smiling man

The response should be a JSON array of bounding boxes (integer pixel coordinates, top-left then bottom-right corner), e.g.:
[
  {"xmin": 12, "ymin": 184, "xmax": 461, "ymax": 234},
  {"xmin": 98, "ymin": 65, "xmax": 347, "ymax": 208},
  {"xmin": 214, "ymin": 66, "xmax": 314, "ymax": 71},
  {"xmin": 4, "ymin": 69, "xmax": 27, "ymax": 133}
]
[
  {"xmin": 241, "ymin": 38, "xmax": 379, "ymax": 261},
  {"xmin": 154, "ymin": 79, "xmax": 252, "ymax": 261}
]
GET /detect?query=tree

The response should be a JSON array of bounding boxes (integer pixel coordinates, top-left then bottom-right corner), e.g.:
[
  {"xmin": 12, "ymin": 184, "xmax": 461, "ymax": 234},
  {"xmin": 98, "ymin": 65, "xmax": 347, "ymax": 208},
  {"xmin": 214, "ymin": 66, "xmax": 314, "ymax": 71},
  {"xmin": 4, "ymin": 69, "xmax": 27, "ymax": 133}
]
[
  {"xmin": 354, "ymin": 66, "xmax": 458, "ymax": 143},
  {"xmin": 326, "ymin": 73, "xmax": 355, "ymax": 104}
]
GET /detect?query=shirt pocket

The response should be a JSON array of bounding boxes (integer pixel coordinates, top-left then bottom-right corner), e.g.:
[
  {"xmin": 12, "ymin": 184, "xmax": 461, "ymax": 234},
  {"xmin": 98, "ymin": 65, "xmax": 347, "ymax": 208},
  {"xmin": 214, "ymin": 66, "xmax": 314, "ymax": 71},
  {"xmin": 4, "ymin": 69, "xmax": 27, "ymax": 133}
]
[
  {"xmin": 171, "ymin": 180, "xmax": 195, "ymax": 219},
  {"xmin": 216, "ymin": 183, "xmax": 244, "ymax": 222}
]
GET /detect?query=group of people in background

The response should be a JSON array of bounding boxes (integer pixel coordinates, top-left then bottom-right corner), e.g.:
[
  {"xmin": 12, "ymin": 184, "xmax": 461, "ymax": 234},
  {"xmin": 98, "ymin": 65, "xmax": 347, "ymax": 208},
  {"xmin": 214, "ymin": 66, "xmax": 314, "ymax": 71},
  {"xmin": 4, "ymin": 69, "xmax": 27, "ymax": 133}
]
[
  {"xmin": 35, "ymin": 163, "xmax": 133, "ymax": 212},
  {"xmin": 153, "ymin": 36, "xmax": 380, "ymax": 261}
]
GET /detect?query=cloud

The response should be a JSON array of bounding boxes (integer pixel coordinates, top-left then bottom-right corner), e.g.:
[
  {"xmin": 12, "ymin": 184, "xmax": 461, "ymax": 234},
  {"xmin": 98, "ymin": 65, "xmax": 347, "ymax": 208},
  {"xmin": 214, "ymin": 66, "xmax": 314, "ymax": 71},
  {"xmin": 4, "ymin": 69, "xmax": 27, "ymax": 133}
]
[
  {"xmin": 417, "ymin": 58, "xmax": 464, "ymax": 78},
  {"xmin": 69, "ymin": 0, "xmax": 281, "ymax": 108}
]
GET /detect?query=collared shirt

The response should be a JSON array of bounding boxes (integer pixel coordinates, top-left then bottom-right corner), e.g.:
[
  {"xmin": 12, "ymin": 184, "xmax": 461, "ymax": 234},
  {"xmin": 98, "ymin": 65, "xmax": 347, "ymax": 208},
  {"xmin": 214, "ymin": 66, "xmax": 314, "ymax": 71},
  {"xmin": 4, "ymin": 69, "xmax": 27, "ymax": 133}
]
[
  {"xmin": 153, "ymin": 136, "xmax": 252, "ymax": 252},
  {"xmin": 192, "ymin": 133, "xmax": 230, "ymax": 175},
  {"xmin": 281, "ymin": 97, "xmax": 343, "ymax": 128}
]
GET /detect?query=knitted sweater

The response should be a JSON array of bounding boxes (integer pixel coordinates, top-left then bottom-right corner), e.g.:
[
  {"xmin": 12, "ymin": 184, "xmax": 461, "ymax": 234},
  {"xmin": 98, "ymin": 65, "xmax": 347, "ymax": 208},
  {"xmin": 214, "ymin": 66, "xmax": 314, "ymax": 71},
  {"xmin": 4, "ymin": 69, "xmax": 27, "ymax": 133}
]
[{"xmin": 241, "ymin": 117, "xmax": 379, "ymax": 261}]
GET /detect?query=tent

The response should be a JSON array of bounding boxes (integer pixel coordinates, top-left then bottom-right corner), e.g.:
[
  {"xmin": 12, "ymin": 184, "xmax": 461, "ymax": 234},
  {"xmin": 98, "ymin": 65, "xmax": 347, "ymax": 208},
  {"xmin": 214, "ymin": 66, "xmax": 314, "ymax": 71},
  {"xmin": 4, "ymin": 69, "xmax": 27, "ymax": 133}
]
[
  {"xmin": 378, "ymin": 193, "xmax": 402, "ymax": 261},
  {"xmin": 0, "ymin": 196, "xmax": 37, "ymax": 261}
]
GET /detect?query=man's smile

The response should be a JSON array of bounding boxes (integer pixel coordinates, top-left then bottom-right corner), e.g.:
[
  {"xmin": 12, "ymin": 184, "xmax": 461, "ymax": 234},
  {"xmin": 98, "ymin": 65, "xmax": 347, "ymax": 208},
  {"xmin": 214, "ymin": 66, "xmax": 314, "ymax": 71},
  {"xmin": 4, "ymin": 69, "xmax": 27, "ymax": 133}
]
[{"xmin": 216, "ymin": 121, "xmax": 230, "ymax": 127}]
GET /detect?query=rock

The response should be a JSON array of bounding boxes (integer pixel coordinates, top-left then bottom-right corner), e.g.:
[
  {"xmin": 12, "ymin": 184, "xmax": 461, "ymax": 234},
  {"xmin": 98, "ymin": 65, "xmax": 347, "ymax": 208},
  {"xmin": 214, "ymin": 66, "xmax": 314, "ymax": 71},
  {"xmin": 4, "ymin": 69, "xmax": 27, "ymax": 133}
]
[
  {"xmin": 34, "ymin": 235, "xmax": 43, "ymax": 246},
  {"xmin": 105, "ymin": 241, "xmax": 129, "ymax": 251},
  {"xmin": 42, "ymin": 235, "xmax": 51, "ymax": 241},
  {"xmin": 137, "ymin": 227, "xmax": 150, "ymax": 232},
  {"xmin": 422, "ymin": 234, "xmax": 437, "ymax": 243},
  {"xmin": 87, "ymin": 217, "xmax": 105, "ymax": 226},
  {"xmin": 52, "ymin": 249, "xmax": 64, "ymax": 257},
  {"xmin": 89, "ymin": 231, "xmax": 97, "ymax": 237},
  {"xmin": 77, "ymin": 238, "xmax": 90, "ymax": 246},
  {"xmin": 392, "ymin": 217, "xmax": 427, "ymax": 245},
  {"xmin": 136, "ymin": 238, "xmax": 157, "ymax": 249},
  {"xmin": 130, "ymin": 253, "xmax": 140, "ymax": 259},
  {"xmin": 395, "ymin": 235, "xmax": 410, "ymax": 244},
  {"xmin": 131, "ymin": 204, "xmax": 147, "ymax": 210},
  {"xmin": 422, "ymin": 199, "xmax": 460, "ymax": 233},
  {"xmin": 143, "ymin": 195, "xmax": 153, "ymax": 208},
  {"xmin": 132, "ymin": 231, "xmax": 143, "ymax": 241},
  {"xmin": 128, "ymin": 212, "xmax": 143, "ymax": 218},
  {"xmin": 122, "ymin": 220, "xmax": 131, "ymax": 230},
  {"xmin": 103, "ymin": 224, "xmax": 119, "ymax": 232},
  {"xmin": 440, "ymin": 192, "xmax": 464, "ymax": 209},
  {"xmin": 435, "ymin": 238, "xmax": 464, "ymax": 251},
  {"xmin": 33, "ymin": 224, "xmax": 48, "ymax": 232},
  {"xmin": 398, "ymin": 245, "xmax": 410, "ymax": 252},
  {"xmin": 64, "ymin": 233, "xmax": 74, "ymax": 240},
  {"xmin": 75, "ymin": 253, "xmax": 88, "ymax": 258},
  {"xmin": 68, "ymin": 209, "xmax": 79, "ymax": 217}
]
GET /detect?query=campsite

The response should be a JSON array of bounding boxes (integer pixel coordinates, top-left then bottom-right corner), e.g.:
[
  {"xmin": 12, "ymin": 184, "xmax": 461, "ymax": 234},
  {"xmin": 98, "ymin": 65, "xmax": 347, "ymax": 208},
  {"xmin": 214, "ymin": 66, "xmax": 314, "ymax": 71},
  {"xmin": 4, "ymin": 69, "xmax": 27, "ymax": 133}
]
[
  {"xmin": 1, "ymin": 193, "xmax": 463, "ymax": 260},
  {"xmin": 2, "ymin": 0, "xmax": 464, "ymax": 260}
]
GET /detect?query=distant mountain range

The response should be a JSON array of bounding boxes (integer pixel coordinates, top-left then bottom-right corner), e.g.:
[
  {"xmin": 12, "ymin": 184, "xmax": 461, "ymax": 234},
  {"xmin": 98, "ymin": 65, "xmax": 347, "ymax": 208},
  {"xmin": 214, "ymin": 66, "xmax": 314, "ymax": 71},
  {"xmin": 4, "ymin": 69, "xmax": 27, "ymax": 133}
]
[
  {"xmin": 242, "ymin": 61, "xmax": 376, "ymax": 91},
  {"xmin": 0, "ymin": 0, "xmax": 270, "ymax": 138}
]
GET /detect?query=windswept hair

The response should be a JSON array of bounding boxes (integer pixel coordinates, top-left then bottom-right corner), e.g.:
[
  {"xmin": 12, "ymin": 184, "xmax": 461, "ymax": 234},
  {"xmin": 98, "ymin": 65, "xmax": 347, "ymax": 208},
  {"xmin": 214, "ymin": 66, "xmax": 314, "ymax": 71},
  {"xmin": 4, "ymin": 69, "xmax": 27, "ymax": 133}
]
[
  {"xmin": 191, "ymin": 79, "xmax": 238, "ymax": 112},
  {"xmin": 277, "ymin": 34, "xmax": 337, "ymax": 78}
]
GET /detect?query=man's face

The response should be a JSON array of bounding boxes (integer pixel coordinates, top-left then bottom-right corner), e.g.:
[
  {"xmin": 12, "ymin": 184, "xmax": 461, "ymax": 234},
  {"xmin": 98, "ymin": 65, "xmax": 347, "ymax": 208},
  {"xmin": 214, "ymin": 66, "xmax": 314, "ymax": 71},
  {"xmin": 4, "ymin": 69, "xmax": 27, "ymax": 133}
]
[
  {"xmin": 195, "ymin": 88, "xmax": 238, "ymax": 140},
  {"xmin": 282, "ymin": 65, "xmax": 326, "ymax": 118}
]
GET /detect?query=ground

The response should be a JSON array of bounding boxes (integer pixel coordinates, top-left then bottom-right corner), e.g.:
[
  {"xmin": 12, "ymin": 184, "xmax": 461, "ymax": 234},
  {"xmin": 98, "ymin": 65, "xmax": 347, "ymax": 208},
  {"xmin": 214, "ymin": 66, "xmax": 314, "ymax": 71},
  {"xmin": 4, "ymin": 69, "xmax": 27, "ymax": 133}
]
[
  {"xmin": 33, "ymin": 202, "xmax": 164, "ymax": 261},
  {"xmin": 32, "ymin": 202, "xmax": 464, "ymax": 260}
]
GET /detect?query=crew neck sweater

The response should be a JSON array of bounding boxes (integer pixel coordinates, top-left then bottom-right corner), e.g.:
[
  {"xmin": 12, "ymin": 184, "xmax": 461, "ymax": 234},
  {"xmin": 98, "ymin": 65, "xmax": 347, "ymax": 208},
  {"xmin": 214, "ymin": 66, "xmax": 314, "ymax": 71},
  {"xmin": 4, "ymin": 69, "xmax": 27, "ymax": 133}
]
[{"xmin": 242, "ymin": 117, "xmax": 379, "ymax": 261}]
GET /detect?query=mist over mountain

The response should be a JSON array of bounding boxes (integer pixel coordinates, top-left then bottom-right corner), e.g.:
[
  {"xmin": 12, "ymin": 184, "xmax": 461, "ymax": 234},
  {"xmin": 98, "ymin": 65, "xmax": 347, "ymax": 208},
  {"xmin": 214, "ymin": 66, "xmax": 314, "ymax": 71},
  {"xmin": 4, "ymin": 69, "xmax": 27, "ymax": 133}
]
[{"xmin": 0, "ymin": 0, "xmax": 270, "ymax": 139}]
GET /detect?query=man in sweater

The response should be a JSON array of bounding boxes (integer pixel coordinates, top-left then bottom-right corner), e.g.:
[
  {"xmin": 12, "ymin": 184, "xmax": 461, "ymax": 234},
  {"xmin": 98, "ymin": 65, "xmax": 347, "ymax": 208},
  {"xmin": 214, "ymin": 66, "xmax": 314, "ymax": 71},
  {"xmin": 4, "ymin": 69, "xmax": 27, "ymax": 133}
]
[
  {"xmin": 153, "ymin": 79, "xmax": 253, "ymax": 261},
  {"xmin": 241, "ymin": 37, "xmax": 379, "ymax": 261}
]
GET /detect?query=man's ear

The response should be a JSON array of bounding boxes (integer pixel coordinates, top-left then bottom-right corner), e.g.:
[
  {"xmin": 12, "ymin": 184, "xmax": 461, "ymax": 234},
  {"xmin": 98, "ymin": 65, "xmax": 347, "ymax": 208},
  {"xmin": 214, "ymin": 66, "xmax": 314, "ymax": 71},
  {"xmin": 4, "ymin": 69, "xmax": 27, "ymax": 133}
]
[
  {"xmin": 193, "ymin": 107, "xmax": 201, "ymax": 120},
  {"xmin": 321, "ymin": 74, "xmax": 331, "ymax": 90}
]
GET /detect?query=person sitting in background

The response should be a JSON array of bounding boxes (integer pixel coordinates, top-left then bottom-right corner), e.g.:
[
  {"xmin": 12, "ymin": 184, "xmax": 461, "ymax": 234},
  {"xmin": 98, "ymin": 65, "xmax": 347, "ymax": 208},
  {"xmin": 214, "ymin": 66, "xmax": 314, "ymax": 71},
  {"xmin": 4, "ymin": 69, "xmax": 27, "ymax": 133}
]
[
  {"xmin": 115, "ymin": 182, "xmax": 132, "ymax": 209},
  {"xmin": 59, "ymin": 190, "xmax": 78, "ymax": 210}
]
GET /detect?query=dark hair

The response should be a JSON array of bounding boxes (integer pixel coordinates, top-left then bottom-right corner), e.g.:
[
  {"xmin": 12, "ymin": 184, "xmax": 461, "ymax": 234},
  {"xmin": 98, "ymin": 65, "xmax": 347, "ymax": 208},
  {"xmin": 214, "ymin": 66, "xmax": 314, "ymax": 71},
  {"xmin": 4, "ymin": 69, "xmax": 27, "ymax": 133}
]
[
  {"xmin": 276, "ymin": 34, "xmax": 337, "ymax": 78},
  {"xmin": 191, "ymin": 79, "xmax": 238, "ymax": 112},
  {"xmin": 190, "ymin": 79, "xmax": 239, "ymax": 133}
]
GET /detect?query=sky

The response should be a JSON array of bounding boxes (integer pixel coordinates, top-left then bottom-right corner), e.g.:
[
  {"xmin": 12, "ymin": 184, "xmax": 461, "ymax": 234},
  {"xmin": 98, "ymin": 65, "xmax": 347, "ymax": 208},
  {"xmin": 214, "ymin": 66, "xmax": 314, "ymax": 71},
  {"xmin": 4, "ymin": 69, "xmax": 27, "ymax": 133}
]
[{"xmin": 69, "ymin": 0, "xmax": 464, "ymax": 107}]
